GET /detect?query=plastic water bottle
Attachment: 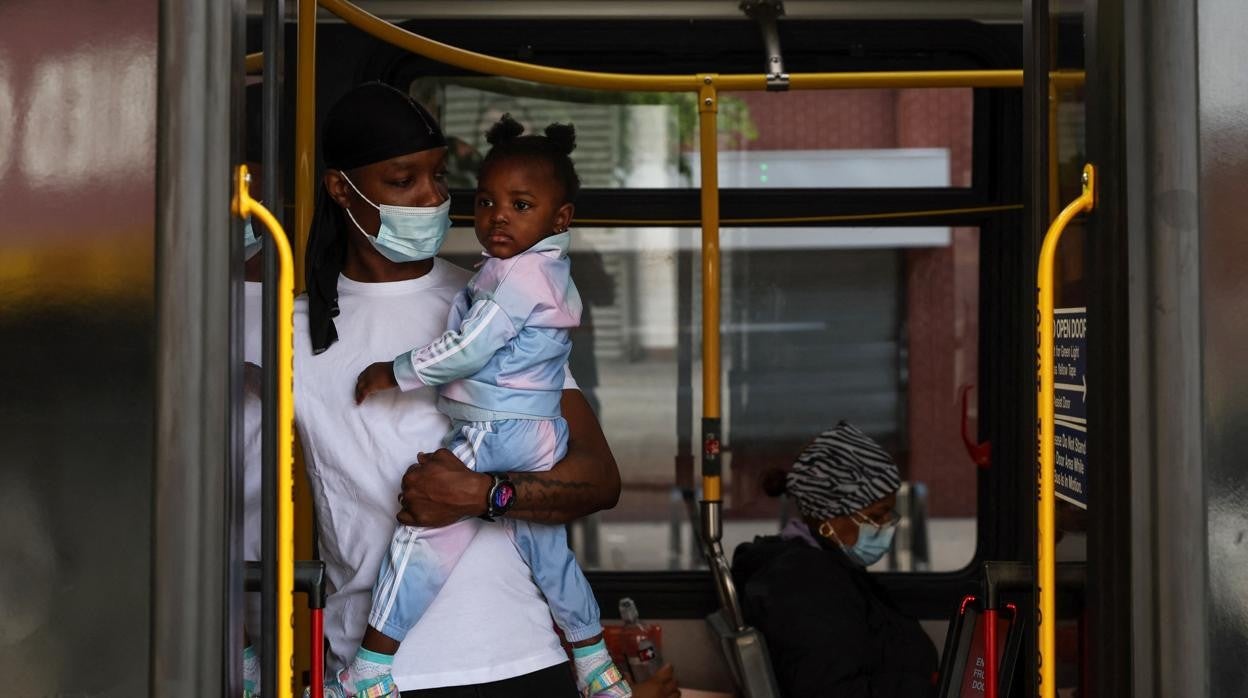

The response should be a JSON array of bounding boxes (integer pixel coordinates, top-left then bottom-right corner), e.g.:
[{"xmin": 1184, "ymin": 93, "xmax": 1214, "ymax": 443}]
[{"xmin": 619, "ymin": 597, "xmax": 663, "ymax": 683}]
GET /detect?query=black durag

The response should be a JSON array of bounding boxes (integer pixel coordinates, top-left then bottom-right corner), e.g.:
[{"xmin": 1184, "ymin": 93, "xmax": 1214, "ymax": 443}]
[{"xmin": 306, "ymin": 82, "xmax": 447, "ymax": 354}]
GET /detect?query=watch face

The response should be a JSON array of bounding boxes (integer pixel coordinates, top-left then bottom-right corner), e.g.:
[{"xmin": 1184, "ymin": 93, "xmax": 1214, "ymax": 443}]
[{"xmin": 492, "ymin": 481, "xmax": 516, "ymax": 511}]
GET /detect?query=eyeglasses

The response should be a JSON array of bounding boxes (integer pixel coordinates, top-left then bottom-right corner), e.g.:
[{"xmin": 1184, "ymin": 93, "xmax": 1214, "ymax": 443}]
[{"xmin": 851, "ymin": 508, "xmax": 900, "ymax": 529}]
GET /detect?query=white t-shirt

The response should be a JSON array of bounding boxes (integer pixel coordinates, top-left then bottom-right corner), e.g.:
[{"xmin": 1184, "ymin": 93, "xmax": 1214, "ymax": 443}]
[
  {"xmin": 292, "ymin": 258, "xmax": 570, "ymax": 690},
  {"xmin": 242, "ymin": 281, "xmax": 263, "ymax": 641}
]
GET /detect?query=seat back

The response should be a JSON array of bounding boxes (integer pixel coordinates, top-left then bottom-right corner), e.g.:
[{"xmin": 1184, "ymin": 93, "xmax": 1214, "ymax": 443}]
[{"xmin": 936, "ymin": 595, "xmax": 1023, "ymax": 698}]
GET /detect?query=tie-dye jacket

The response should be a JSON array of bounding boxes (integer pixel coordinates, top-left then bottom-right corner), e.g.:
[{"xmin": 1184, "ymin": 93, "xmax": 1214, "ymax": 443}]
[{"xmin": 392, "ymin": 232, "xmax": 581, "ymax": 420}]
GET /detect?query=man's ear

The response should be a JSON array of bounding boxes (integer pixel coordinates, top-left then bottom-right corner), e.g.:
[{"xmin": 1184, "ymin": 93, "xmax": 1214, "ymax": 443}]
[
  {"xmin": 324, "ymin": 170, "xmax": 352, "ymax": 209},
  {"xmin": 554, "ymin": 202, "xmax": 575, "ymax": 232}
]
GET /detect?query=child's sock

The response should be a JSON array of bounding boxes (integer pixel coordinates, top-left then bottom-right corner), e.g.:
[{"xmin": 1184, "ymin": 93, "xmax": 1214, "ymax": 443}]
[
  {"xmin": 572, "ymin": 640, "xmax": 632, "ymax": 698},
  {"xmin": 336, "ymin": 648, "xmax": 397, "ymax": 697},
  {"xmin": 243, "ymin": 645, "xmax": 261, "ymax": 697}
]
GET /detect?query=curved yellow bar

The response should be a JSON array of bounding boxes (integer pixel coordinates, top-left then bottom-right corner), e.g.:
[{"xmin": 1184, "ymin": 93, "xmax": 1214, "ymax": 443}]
[
  {"xmin": 318, "ymin": 0, "xmax": 694, "ymax": 92},
  {"xmin": 1036, "ymin": 163, "xmax": 1094, "ymax": 698},
  {"xmin": 316, "ymin": 0, "xmax": 1021, "ymax": 93},
  {"xmin": 234, "ymin": 164, "xmax": 296, "ymax": 698}
]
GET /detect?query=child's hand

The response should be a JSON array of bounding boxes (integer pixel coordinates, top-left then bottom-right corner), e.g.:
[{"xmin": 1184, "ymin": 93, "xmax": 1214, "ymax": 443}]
[{"xmin": 355, "ymin": 361, "xmax": 399, "ymax": 404}]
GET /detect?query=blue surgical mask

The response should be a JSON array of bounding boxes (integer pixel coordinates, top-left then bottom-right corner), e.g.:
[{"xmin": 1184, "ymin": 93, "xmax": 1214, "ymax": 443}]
[
  {"xmin": 243, "ymin": 217, "xmax": 263, "ymax": 261},
  {"xmin": 844, "ymin": 515, "xmax": 897, "ymax": 567},
  {"xmin": 339, "ymin": 172, "xmax": 450, "ymax": 263},
  {"xmin": 821, "ymin": 513, "xmax": 897, "ymax": 567}
]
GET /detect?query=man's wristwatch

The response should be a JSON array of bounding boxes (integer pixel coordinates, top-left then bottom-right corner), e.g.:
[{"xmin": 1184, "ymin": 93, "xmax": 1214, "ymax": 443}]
[{"xmin": 481, "ymin": 473, "xmax": 516, "ymax": 521}]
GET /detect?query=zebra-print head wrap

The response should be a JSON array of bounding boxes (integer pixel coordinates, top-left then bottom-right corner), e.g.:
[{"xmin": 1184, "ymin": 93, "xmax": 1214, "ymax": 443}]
[{"xmin": 780, "ymin": 421, "xmax": 901, "ymax": 520}]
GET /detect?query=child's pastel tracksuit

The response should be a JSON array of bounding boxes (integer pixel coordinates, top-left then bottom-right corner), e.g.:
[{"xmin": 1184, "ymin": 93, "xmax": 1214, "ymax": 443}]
[{"xmin": 368, "ymin": 232, "xmax": 602, "ymax": 645}]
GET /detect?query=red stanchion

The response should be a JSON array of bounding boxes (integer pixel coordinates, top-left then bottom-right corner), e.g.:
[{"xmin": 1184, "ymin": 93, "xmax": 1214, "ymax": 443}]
[
  {"xmin": 310, "ymin": 608, "xmax": 324, "ymax": 697},
  {"xmin": 983, "ymin": 608, "xmax": 998, "ymax": 698}
]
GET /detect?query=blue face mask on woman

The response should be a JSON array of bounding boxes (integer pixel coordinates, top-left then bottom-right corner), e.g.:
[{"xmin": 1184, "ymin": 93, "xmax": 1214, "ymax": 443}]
[
  {"xmin": 821, "ymin": 511, "xmax": 898, "ymax": 567},
  {"xmin": 843, "ymin": 515, "xmax": 897, "ymax": 567},
  {"xmin": 339, "ymin": 172, "xmax": 451, "ymax": 263}
]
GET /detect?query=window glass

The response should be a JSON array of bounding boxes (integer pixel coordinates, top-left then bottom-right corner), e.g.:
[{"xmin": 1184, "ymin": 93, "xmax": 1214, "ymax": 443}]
[
  {"xmin": 413, "ymin": 77, "xmax": 688, "ymax": 190},
  {"xmin": 412, "ymin": 79, "xmax": 972, "ymax": 191},
  {"xmin": 441, "ymin": 222, "xmax": 980, "ymax": 573},
  {"xmin": 701, "ymin": 88, "xmax": 974, "ymax": 189}
]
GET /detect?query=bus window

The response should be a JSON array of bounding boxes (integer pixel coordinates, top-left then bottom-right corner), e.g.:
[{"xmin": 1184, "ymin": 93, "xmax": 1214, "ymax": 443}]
[
  {"xmin": 412, "ymin": 77, "xmax": 690, "ymax": 191},
  {"xmin": 427, "ymin": 76, "xmax": 981, "ymax": 574},
  {"xmin": 701, "ymin": 88, "xmax": 973, "ymax": 189},
  {"xmin": 715, "ymin": 226, "xmax": 981, "ymax": 574},
  {"xmin": 441, "ymin": 223, "xmax": 981, "ymax": 574},
  {"xmin": 412, "ymin": 79, "xmax": 973, "ymax": 193}
]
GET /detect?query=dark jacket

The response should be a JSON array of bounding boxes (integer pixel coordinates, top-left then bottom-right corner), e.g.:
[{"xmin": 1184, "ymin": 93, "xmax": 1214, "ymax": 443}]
[{"xmin": 732, "ymin": 534, "xmax": 938, "ymax": 698}]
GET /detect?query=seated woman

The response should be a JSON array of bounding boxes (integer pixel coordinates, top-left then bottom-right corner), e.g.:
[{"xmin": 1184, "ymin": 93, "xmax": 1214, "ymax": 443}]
[{"xmin": 731, "ymin": 421, "xmax": 938, "ymax": 698}]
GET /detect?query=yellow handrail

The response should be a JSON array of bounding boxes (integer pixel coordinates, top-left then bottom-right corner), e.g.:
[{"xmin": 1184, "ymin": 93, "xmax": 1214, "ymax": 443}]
[
  {"xmin": 234, "ymin": 164, "xmax": 296, "ymax": 698},
  {"xmin": 249, "ymin": 47, "xmax": 1092, "ymax": 92},
  {"xmin": 698, "ymin": 79, "xmax": 722, "ymax": 502},
  {"xmin": 318, "ymin": 0, "xmax": 693, "ymax": 91},
  {"xmin": 315, "ymin": 0, "xmax": 1022, "ymax": 92},
  {"xmin": 1036, "ymin": 163, "xmax": 1094, "ymax": 698}
]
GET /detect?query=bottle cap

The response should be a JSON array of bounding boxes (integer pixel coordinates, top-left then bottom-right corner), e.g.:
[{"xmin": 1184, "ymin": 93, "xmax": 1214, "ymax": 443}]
[{"xmin": 619, "ymin": 597, "xmax": 639, "ymax": 624}]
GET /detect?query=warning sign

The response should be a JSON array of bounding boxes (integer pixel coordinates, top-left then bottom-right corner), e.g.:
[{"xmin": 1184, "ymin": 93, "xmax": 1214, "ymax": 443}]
[{"xmin": 1053, "ymin": 307, "xmax": 1087, "ymax": 509}]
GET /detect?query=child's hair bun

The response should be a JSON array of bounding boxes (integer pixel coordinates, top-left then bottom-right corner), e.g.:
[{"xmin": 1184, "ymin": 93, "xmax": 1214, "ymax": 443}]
[
  {"xmin": 485, "ymin": 113, "xmax": 526, "ymax": 145},
  {"xmin": 544, "ymin": 122, "xmax": 577, "ymax": 155},
  {"xmin": 761, "ymin": 467, "xmax": 789, "ymax": 497}
]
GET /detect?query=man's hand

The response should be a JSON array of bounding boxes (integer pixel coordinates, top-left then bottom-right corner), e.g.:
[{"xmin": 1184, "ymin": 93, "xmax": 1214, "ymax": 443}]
[
  {"xmin": 396, "ymin": 449, "xmax": 491, "ymax": 527},
  {"xmin": 355, "ymin": 361, "xmax": 399, "ymax": 404},
  {"xmin": 630, "ymin": 665, "xmax": 680, "ymax": 698}
]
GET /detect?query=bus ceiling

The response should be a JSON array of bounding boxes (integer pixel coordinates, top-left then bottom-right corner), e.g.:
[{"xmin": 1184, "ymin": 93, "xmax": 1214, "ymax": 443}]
[{"xmin": 243, "ymin": 0, "xmax": 1024, "ymax": 22}]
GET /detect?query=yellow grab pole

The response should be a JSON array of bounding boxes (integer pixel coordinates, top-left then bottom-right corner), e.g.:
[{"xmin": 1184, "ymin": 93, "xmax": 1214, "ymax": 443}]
[
  {"xmin": 295, "ymin": 0, "xmax": 316, "ymax": 291},
  {"xmin": 698, "ymin": 77, "xmax": 723, "ymax": 503},
  {"xmin": 234, "ymin": 164, "xmax": 296, "ymax": 698},
  {"xmin": 1036, "ymin": 163, "xmax": 1094, "ymax": 698}
]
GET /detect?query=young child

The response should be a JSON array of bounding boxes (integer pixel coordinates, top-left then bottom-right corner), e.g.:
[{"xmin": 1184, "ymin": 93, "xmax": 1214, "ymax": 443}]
[{"xmin": 343, "ymin": 115, "xmax": 631, "ymax": 698}]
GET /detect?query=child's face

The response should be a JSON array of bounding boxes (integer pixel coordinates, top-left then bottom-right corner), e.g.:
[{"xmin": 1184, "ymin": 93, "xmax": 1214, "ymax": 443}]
[{"xmin": 474, "ymin": 158, "xmax": 573, "ymax": 259}]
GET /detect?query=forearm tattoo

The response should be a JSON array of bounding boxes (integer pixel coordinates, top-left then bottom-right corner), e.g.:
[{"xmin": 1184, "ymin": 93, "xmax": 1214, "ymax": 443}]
[{"xmin": 510, "ymin": 472, "xmax": 600, "ymax": 524}]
